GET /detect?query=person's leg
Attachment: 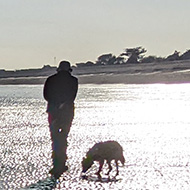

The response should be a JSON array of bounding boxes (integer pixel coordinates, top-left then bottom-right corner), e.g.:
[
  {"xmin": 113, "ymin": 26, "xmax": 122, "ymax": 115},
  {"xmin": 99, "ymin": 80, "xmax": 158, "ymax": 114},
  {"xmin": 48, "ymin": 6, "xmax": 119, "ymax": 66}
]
[
  {"xmin": 48, "ymin": 112, "xmax": 63, "ymax": 178},
  {"xmin": 53, "ymin": 107, "xmax": 74, "ymax": 174},
  {"xmin": 49, "ymin": 106, "xmax": 74, "ymax": 178},
  {"xmin": 54, "ymin": 131, "xmax": 68, "ymax": 171},
  {"xmin": 49, "ymin": 117, "xmax": 70, "ymax": 178},
  {"xmin": 49, "ymin": 128, "xmax": 68, "ymax": 178}
]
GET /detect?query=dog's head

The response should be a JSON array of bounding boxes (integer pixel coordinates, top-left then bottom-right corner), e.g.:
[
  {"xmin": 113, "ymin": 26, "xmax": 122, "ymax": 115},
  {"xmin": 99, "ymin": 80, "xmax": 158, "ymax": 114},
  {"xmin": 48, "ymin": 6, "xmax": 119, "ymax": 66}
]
[
  {"xmin": 120, "ymin": 155, "xmax": 125, "ymax": 166},
  {"xmin": 81, "ymin": 155, "xmax": 93, "ymax": 173}
]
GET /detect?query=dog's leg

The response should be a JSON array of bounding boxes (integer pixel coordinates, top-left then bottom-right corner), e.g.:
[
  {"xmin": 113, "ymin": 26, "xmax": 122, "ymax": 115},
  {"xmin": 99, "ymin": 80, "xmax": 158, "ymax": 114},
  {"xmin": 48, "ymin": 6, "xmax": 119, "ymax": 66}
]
[
  {"xmin": 115, "ymin": 160, "xmax": 119, "ymax": 176},
  {"xmin": 106, "ymin": 161, "xmax": 112, "ymax": 175},
  {"xmin": 96, "ymin": 161, "xmax": 104, "ymax": 178}
]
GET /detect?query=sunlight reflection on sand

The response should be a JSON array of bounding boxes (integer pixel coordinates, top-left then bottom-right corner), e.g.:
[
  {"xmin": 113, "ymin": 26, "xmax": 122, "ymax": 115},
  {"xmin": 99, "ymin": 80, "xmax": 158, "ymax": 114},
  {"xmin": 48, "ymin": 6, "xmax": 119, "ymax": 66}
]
[{"xmin": 1, "ymin": 84, "xmax": 190, "ymax": 189}]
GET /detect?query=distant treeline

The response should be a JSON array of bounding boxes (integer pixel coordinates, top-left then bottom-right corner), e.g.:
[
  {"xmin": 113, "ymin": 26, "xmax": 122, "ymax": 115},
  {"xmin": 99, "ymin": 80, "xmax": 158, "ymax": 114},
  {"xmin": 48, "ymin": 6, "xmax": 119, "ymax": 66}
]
[
  {"xmin": 76, "ymin": 47, "xmax": 190, "ymax": 67},
  {"xmin": 1, "ymin": 46, "xmax": 190, "ymax": 79}
]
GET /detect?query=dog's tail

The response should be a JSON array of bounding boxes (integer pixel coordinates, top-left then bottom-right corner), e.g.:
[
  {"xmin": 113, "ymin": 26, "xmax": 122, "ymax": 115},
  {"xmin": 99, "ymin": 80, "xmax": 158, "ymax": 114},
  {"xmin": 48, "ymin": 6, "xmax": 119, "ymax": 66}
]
[{"xmin": 120, "ymin": 155, "xmax": 125, "ymax": 166}]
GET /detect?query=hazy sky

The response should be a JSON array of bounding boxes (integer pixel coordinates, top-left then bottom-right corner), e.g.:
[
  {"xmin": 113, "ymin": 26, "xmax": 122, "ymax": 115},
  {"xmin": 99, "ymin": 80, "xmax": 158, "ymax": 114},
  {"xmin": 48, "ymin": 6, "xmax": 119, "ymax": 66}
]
[{"xmin": 1, "ymin": 0, "xmax": 190, "ymax": 70}]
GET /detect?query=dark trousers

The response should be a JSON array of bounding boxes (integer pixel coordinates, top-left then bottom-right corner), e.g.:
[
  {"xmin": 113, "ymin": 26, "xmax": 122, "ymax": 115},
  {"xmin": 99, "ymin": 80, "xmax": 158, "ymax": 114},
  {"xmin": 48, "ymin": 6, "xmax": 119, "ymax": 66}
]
[{"xmin": 48, "ymin": 104, "xmax": 74, "ymax": 173}]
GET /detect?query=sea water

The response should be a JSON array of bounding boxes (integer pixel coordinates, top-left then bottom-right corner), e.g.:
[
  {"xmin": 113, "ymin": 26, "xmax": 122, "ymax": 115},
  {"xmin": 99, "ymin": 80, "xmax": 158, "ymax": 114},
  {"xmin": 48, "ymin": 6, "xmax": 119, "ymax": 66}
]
[{"xmin": 0, "ymin": 84, "xmax": 190, "ymax": 189}]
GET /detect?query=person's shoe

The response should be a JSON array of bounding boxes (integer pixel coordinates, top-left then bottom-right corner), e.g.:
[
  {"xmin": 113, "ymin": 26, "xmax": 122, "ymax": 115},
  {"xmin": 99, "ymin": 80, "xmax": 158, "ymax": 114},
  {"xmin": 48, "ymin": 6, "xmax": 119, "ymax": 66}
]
[
  {"xmin": 52, "ymin": 172, "xmax": 62, "ymax": 179},
  {"xmin": 49, "ymin": 165, "xmax": 68, "ymax": 179},
  {"xmin": 61, "ymin": 165, "xmax": 68, "ymax": 172},
  {"xmin": 49, "ymin": 168, "xmax": 55, "ymax": 175},
  {"xmin": 49, "ymin": 168, "xmax": 61, "ymax": 179}
]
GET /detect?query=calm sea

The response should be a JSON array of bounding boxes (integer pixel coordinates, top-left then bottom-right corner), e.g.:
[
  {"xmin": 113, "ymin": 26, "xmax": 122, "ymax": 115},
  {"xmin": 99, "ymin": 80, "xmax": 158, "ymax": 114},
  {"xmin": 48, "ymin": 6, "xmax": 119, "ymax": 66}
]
[{"xmin": 1, "ymin": 84, "xmax": 190, "ymax": 190}]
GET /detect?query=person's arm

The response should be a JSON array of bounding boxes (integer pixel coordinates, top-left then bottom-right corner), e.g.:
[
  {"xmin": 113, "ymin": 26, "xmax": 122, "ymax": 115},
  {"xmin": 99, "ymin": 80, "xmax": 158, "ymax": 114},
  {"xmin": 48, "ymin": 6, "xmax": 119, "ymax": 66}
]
[
  {"xmin": 67, "ymin": 78, "xmax": 78, "ymax": 104},
  {"xmin": 72, "ymin": 78, "xmax": 78, "ymax": 101},
  {"xmin": 43, "ymin": 78, "xmax": 49, "ymax": 102}
]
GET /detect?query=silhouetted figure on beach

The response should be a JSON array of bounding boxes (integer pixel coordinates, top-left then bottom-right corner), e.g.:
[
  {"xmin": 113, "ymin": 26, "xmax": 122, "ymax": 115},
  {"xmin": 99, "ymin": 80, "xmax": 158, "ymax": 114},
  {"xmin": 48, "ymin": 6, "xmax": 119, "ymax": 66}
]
[{"xmin": 43, "ymin": 61, "xmax": 78, "ymax": 179}]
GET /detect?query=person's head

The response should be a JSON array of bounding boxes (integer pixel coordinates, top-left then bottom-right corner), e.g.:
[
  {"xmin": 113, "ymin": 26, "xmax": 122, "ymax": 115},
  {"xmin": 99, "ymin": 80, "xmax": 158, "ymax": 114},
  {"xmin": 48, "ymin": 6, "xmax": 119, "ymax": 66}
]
[{"xmin": 57, "ymin": 61, "xmax": 72, "ymax": 72}]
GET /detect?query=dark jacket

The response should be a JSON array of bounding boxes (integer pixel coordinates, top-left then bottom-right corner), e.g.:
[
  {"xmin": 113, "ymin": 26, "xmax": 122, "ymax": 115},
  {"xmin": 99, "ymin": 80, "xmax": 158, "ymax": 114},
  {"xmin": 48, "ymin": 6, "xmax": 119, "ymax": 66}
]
[{"xmin": 43, "ymin": 71, "xmax": 78, "ymax": 111}]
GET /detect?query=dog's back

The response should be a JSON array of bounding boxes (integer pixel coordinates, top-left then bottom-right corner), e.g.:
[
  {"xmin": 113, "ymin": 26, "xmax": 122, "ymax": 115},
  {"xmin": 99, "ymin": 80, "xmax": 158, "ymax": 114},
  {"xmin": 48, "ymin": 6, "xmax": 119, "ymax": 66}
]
[{"xmin": 87, "ymin": 140, "xmax": 125, "ymax": 164}]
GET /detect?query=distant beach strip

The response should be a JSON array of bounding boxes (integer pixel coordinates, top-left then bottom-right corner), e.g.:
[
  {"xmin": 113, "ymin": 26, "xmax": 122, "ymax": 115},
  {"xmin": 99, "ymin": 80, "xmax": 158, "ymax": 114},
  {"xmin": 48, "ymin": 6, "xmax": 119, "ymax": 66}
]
[
  {"xmin": 0, "ymin": 70, "xmax": 190, "ymax": 85},
  {"xmin": 1, "ymin": 61, "xmax": 190, "ymax": 85}
]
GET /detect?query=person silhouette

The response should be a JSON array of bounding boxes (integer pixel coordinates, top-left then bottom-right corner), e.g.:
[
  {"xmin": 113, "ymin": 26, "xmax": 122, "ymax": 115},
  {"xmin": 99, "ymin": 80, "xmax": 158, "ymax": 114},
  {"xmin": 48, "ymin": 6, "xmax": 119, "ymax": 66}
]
[{"xmin": 43, "ymin": 61, "xmax": 78, "ymax": 179}]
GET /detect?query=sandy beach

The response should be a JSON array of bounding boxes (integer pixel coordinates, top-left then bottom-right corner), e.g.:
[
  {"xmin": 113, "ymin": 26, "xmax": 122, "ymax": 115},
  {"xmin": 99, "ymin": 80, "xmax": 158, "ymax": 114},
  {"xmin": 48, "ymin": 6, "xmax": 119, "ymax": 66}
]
[
  {"xmin": 0, "ymin": 71, "xmax": 190, "ymax": 85},
  {"xmin": 77, "ymin": 70, "xmax": 190, "ymax": 84},
  {"xmin": 1, "ymin": 61, "xmax": 190, "ymax": 85}
]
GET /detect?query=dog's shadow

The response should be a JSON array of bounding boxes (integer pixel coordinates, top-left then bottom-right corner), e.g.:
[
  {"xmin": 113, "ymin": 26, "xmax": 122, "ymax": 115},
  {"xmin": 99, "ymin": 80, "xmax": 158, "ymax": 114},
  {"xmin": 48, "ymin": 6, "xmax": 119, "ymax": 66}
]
[
  {"xmin": 81, "ymin": 175, "xmax": 120, "ymax": 183},
  {"xmin": 21, "ymin": 176, "xmax": 57, "ymax": 190}
]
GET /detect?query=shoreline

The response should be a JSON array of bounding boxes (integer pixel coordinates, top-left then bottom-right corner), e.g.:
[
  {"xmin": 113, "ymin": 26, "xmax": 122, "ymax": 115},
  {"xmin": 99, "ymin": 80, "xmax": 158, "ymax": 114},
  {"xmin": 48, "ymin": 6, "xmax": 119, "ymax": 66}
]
[
  {"xmin": 1, "ymin": 60, "xmax": 190, "ymax": 85},
  {"xmin": 0, "ymin": 70, "xmax": 190, "ymax": 85}
]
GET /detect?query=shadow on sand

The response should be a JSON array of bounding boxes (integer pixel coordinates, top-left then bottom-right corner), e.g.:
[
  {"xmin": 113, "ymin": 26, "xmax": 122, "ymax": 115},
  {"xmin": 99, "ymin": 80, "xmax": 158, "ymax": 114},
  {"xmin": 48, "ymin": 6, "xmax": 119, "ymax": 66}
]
[
  {"xmin": 20, "ymin": 176, "xmax": 57, "ymax": 190},
  {"xmin": 21, "ymin": 175, "xmax": 121, "ymax": 189},
  {"xmin": 81, "ymin": 175, "xmax": 121, "ymax": 183}
]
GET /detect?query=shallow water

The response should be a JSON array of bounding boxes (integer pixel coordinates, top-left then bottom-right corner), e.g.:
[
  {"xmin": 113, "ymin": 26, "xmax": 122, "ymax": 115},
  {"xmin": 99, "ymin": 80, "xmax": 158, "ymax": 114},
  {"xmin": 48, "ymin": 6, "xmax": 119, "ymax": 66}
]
[{"xmin": 1, "ymin": 84, "xmax": 190, "ymax": 189}]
